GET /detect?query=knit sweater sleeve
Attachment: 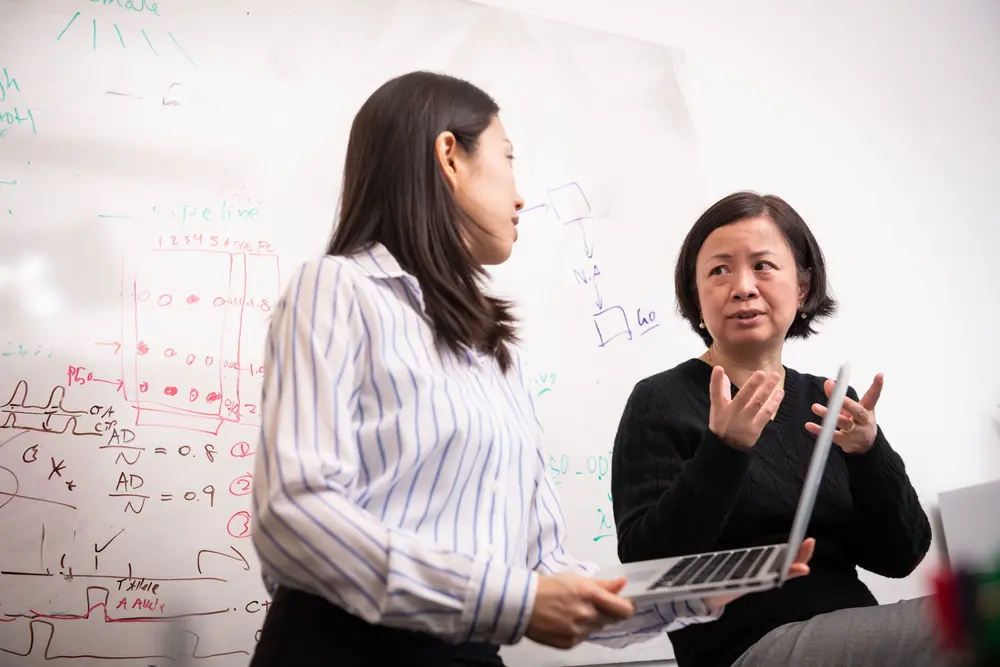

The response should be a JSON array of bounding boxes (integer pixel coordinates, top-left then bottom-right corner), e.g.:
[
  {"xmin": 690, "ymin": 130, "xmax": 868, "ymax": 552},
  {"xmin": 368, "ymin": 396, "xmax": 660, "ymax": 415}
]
[
  {"xmin": 611, "ymin": 378, "xmax": 753, "ymax": 563},
  {"xmin": 842, "ymin": 389, "xmax": 932, "ymax": 577}
]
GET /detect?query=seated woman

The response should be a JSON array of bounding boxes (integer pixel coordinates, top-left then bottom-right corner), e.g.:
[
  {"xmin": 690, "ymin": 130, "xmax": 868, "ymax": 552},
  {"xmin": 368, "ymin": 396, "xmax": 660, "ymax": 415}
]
[{"xmin": 610, "ymin": 191, "xmax": 937, "ymax": 667}]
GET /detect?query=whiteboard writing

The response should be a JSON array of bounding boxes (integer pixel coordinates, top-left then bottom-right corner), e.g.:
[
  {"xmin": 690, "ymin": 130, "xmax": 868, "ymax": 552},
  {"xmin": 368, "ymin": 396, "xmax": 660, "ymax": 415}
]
[
  {"xmin": 98, "ymin": 203, "xmax": 263, "ymax": 225},
  {"xmin": 544, "ymin": 447, "xmax": 616, "ymax": 543},
  {"xmin": 531, "ymin": 372, "xmax": 557, "ymax": 397},
  {"xmin": 1, "ymin": 2, "xmax": 701, "ymax": 665},
  {"xmin": 155, "ymin": 236, "xmax": 274, "ymax": 253},
  {"xmin": 121, "ymin": 240, "xmax": 280, "ymax": 436},
  {"xmin": 56, "ymin": 3, "xmax": 196, "ymax": 66},
  {"xmin": 1, "ymin": 345, "xmax": 54, "ymax": 360},
  {"xmin": 1, "ymin": 228, "xmax": 279, "ymax": 659},
  {"xmin": 524, "ymin": 181, "xmax": 663, "ymax": 348},
  {"xmin": 1, "ymin": 68, "xmax": 21, "ymax": 103},
  {"xmin": 90, "ymin": 0, "xmax": 162, "ymax": 18},
  {"xmin": 0, "ymin": 66, "xmax": 36, "ymax": 140}
]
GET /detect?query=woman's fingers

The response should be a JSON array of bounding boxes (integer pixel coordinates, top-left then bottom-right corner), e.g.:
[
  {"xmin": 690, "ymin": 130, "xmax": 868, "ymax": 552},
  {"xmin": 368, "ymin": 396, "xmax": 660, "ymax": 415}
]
[{"xmin": 810, "ymin": 403, "xmax": 854, "ymax": 431}]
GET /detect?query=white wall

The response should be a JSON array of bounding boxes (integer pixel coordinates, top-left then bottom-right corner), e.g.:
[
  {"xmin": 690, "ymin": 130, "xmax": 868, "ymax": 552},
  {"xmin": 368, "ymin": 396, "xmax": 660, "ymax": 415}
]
[{"xmin": 478, "ymin": 0, "xmax": 1000, "ymax": 664}]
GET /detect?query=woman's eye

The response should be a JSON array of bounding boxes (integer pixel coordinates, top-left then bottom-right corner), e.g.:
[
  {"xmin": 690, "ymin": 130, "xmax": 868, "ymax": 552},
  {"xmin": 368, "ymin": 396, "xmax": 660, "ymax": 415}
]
[
  {"xmin": 755, "ymin": 261, "xmax": 775, "ymax": 271},
  {"xmin": 709, "ymin": 266, "xmax": 729, "ymax": 276}
]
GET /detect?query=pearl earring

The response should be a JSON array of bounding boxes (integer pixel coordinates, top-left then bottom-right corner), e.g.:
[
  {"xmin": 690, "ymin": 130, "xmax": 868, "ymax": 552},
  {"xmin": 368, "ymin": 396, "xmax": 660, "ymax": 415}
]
[
  {"xmin": 800, "ymin": 312, "xmax": 807, "ymax": 319},
  {"xmin": 699, "ymin": 319, "xmax": 705, "ymax": 329}
]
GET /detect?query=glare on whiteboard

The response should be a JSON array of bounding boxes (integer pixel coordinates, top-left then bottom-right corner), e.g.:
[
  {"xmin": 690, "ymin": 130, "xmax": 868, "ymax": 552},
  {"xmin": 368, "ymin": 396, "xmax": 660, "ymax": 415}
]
[
  {"xmin": 23, "ymin": 288, "xmax": 61, "ymax": 316},
  {"xmin": 6, "ymin": 256, "xmax": 61, "ymax": 316},
  {"xmin": 17, "ymin": 255, "xmax": 46, "ymax": 282}
]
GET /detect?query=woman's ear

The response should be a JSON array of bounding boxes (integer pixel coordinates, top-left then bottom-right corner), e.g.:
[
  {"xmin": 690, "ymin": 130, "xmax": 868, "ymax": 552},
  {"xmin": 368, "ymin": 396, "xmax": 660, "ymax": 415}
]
[
  {"xmin": 435, "ymin": 131, "xmax": 459, "ymax": 189},
  {"xmin": 798, "ymin": 268, "xmax": 812, "ymax": 306}
]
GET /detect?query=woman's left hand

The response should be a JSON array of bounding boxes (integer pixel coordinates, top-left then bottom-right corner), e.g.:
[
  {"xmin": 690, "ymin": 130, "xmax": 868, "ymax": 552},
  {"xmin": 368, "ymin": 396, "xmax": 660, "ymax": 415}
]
[{"xmin": 806, "ymin": 373, "xmax": 883, "ymax": 454}]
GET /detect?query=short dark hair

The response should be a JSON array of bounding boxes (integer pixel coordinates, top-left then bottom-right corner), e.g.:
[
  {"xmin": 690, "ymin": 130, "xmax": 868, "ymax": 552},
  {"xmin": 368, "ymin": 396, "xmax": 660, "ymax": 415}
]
[
  {"xmin": 327, "ymin": 71, "xmax": 518, "ymax": 372},
  {"xmin": 674, "ymin": 191, "xmax": 837, "ymax": 346}
]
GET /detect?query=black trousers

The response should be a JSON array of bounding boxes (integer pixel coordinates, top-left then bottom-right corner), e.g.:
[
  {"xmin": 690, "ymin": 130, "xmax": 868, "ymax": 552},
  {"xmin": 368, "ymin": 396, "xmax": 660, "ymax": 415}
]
[{"xmin": 250, "ymin": 587, "xmax": 506, "ymax": 667}]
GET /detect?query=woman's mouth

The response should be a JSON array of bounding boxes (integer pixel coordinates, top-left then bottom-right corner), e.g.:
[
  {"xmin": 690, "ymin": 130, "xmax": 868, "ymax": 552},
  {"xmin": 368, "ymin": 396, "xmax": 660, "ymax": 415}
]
[{"xmin": 730, "ymin": 310, "xmax": 764, "ymax": 325}]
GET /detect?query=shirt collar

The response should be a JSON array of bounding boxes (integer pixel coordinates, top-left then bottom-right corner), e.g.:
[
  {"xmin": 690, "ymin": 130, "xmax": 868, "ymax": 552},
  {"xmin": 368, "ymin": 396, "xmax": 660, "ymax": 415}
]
[
  {"xmin": 348, "ymin": 243, "xmax": 428, "ymax": 314},
  {"xmin": 348, "ymin": 243, "xmax": 409, "ymax": 279},
  {"xmin": 346, "ymin": 243, "xmax": 487, "ymax": 364}
]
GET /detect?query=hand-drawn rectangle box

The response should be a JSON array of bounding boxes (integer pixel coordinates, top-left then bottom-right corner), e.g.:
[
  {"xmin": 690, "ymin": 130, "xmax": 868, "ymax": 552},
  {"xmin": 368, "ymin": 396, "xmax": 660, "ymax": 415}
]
[
  {"xmin": 593, "ymin": 306, "xmax": 633, "ymax": 348},
  {"xmin": 547, "ymin": 181, "xmax": 592, "ymax": 222}
]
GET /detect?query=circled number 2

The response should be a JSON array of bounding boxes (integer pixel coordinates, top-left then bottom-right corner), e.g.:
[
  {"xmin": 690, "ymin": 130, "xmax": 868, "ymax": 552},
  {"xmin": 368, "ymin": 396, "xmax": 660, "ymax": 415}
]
[{"xmin": 229, "ymin": 473, "xmax": 253, "ymax": 497}]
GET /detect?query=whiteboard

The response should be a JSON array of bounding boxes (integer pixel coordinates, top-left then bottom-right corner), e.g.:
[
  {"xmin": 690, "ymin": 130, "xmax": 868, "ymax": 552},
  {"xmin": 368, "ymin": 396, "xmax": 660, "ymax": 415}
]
[{"xmin": 0, "ymin": 1, "xmax": 702, "ymax": 665}]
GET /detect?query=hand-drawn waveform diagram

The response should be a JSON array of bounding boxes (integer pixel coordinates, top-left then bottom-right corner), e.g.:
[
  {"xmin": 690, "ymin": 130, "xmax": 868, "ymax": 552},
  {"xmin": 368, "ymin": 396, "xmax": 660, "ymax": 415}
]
[
  {"xmin": 1, "ymin": 381, "xmax": 103, "ymax": 437},
  {"xmin": 121, "ymin": 248, "xmax": 281, "ymax": 435}
]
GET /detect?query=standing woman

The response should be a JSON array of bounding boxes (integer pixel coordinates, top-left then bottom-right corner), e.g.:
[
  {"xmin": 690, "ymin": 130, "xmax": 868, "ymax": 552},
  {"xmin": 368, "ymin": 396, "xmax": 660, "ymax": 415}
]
[
  {"xmin": 611, "ymin": 191, "xmax": 937, "ymax": 667},
  {"xmin": 247, "ymin": 74, "xmax": 813, "ymax": 667}
]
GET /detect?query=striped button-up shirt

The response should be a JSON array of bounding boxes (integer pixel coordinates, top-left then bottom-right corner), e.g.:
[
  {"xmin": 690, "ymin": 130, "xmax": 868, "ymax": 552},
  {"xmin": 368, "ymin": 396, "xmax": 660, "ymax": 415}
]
[{"xmin": 251, "ymin": 243, "xmax": 721, "ymax": 648}]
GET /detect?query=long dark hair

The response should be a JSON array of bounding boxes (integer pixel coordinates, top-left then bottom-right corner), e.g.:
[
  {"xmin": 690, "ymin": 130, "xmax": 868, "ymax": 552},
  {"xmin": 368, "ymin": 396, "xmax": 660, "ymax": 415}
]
[{"xmin": 328, "ymin": 71, "xmax": 518, "ymax": 372}]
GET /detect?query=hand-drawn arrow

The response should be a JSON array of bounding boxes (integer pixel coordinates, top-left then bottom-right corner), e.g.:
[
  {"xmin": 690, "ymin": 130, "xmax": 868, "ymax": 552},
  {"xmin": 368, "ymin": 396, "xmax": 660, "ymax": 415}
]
[
  {"xmin": 565, "ymin": 217, "xmax": 595, "ymax": 258},
  {"xmin": 94, "ymin": 341, "xmax": 122, "ymax": 354},
  {"xmin": 91, "ymin": 378, "xmax": 124, "ymax": 393},
  {"xmin": 520, "ymin": 203, "xmax": 549, "ymax": 215},
  {"xmin": 196, "ymin": 546, "xmax": 249, "ymax": 575}
]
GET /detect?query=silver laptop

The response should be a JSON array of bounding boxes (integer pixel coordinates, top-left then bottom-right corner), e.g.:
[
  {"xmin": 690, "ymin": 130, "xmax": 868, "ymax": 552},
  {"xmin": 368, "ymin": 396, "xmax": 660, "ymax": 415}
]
[
  {"xmin": 599, "ymin": 363, "xmax": 851, "ymax": 606},
  {"xmin": 936, "ymin": 479, "xmax": 1000, "ymax": 568}
]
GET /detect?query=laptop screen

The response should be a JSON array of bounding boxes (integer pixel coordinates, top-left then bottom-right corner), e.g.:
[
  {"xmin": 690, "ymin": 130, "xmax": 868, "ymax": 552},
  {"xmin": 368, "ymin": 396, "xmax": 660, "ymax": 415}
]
[{"xmin": 779, "ymin": 363, "xmax": 850, "ymax": 582}]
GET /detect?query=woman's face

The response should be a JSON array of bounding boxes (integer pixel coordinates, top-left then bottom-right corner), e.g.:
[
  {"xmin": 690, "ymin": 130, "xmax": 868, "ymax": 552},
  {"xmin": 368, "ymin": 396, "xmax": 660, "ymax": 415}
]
[
  {"xmin": 695, "ymin": 215, "xmax": 809, "ymax": 353},
  {"xmin": 438, "ymin": 116, "xmax": 524, "ymax": 265}
]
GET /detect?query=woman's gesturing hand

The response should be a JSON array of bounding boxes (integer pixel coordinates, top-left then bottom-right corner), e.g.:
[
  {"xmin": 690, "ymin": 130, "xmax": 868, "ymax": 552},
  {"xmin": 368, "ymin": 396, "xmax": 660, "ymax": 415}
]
[
  {"xmin": 709, "ymin": 366, "xmax": 784, "ymax": 451},
  {"xmin": 807, "ymin": 373, "xmax": 883, "ymax": 454}
]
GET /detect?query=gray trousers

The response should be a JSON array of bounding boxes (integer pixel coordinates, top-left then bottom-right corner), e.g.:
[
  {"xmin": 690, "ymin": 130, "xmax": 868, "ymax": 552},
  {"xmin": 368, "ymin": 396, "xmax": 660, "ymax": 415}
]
[{"xmin": 731, "ymin": 597, "xmax": 944, "ymax": 667}]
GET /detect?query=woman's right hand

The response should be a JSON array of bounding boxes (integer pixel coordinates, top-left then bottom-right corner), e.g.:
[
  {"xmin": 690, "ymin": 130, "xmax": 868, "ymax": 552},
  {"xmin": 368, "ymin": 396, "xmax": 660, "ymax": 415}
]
[
  {"xmin": 709, "ymin": 366, "xmax": 784, "ymax": 450},
  {"xmin": 526, "ymin": 574, "xmax": 635, "ymax": 649}
]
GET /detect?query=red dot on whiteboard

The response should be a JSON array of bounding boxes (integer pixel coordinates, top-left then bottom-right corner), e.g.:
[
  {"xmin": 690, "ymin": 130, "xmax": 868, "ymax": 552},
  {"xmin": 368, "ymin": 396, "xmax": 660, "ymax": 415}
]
[
  {"xmin": 186, "ymin": 295, "xmax": 200, "ymax": 304},
  {"xmin": 206, "ymin": 392, "xmax": 221, "ymax": 403},
  {"xmin": 164, "ymin": 386, "xmax": 179, "ymax": 396},
  {"xmin": 137, "ymin": 342, "xmax": 149, "ymax": 355}
]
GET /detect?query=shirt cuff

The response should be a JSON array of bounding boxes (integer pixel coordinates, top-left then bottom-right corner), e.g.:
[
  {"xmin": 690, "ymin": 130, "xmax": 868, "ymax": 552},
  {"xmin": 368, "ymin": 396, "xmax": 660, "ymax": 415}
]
[
  {"xmin": 652, "ymin": 596, "xmax": 725, "ymax": 626},
  {"xmin": 463, "ymin": 558, "xmax": 537, "ymax": 645}
]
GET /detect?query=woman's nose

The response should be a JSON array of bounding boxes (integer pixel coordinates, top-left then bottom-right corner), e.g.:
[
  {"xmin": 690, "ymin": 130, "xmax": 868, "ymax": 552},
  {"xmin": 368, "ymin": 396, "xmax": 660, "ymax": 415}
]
[{"xmin": 731, "ymin": 269, "xmax": 758, "ymax": 300}]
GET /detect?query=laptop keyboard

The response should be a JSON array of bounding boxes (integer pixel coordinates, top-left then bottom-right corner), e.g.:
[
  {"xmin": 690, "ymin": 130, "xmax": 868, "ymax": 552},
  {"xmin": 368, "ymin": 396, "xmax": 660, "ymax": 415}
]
[{"xmin": 649, "ymin": 545, "xmax": 787, "ymax": 590}]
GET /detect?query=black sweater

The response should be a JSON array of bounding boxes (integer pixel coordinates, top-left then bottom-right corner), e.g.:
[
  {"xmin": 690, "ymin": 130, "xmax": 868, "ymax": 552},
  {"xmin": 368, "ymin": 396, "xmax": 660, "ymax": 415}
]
[{"xmin": 611, "ymin": 359, "xmax": 931, "ymax": 667}]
